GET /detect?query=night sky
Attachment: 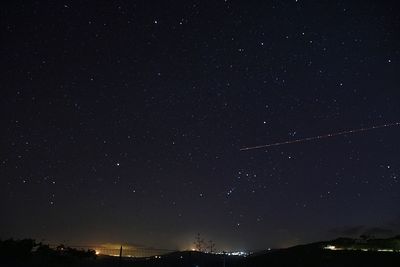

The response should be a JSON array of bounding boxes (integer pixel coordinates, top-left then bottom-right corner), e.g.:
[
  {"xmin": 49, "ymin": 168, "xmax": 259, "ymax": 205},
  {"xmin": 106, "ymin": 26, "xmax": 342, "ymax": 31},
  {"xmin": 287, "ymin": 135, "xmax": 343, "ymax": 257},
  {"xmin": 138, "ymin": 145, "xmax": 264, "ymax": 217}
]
[{"xmin": 2, "ymin": 1, "xmax": 400, "ymax": 251}]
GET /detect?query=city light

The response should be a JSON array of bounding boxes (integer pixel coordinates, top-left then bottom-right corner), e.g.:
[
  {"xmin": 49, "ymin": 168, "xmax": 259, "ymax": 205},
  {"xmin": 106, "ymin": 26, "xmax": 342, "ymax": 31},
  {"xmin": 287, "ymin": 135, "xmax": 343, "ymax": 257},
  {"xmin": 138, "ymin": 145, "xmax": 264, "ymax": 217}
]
[
  {"xmin": 377, "ymin": 249, "xmax": 394, "ymax": 252},
  {"xmin": 213, "ymin": 251, "xmax": 249, "ymax": 256},
  {"xmin": 324, "ymin": 245, "xmax": 399, "ymax": 253},
  {"xmin": 324, "ymin": 245, "xmax": 342, "ymax": 251}
]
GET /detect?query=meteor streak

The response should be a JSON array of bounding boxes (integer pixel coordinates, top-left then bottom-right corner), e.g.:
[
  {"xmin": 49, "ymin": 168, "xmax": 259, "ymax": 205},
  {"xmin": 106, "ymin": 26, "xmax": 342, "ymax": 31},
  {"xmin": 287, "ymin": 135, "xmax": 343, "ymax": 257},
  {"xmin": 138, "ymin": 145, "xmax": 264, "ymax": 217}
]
[{"xmin": 240, "ymin": 122, "xmax": 400, "ymax": 151}]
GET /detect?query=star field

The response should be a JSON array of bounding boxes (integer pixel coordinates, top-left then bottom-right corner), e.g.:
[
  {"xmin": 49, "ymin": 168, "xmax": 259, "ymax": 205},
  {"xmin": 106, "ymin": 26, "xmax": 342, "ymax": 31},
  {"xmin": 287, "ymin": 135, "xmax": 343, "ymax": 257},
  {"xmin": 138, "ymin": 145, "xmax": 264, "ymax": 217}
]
[{"xmin": 1, "ymin": 1, "xmax": 400, "ymax": 250}]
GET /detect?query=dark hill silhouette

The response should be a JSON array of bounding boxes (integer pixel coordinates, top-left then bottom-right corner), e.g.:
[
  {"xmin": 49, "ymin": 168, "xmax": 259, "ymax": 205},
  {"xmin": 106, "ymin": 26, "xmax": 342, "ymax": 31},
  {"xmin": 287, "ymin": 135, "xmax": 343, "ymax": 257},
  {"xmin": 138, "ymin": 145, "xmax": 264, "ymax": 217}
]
[{"xmin": 1, "ymin": 236, "xmax": 399, "ymax": 267}]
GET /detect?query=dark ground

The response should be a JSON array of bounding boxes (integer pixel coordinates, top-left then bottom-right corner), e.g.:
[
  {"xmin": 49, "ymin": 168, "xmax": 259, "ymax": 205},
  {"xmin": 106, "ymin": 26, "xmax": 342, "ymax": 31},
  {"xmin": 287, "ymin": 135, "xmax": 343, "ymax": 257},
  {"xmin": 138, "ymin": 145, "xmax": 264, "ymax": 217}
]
[
  {"xmin": 105, "ymin": 249, "xmax": 400, "ymax": 267},
  {"xmin": 1, "ymin": 239, "xmax": 400, "ymax": 267}
]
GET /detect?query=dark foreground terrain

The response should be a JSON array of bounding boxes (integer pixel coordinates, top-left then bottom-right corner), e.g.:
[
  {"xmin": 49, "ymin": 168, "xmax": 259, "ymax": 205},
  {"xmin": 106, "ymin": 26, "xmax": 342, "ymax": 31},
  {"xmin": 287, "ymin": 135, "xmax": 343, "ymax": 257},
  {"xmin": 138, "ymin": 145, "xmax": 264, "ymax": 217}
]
[{"xmin": 1, "ymin": 238, "xmax": 399, "ymax": 267}]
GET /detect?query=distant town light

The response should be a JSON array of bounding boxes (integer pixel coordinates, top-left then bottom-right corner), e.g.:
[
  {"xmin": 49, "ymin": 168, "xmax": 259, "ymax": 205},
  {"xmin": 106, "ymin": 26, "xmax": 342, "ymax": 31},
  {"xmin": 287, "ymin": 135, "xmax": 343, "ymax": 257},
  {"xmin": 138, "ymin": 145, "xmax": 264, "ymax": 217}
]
[
  {"xmin": 377, "ymin": 249, "xmax": 394, "ymax": 252},
  {"xmin": 324, "ymin": 245, "xmax": 341, "ymax": 251}
]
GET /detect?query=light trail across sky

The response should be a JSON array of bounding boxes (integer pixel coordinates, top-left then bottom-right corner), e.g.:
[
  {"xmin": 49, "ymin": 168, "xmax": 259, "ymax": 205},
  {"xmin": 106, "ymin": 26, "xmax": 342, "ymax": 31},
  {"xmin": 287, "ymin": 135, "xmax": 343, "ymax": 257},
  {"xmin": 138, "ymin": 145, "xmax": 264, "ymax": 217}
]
[{"xmin": 240, "ymin": 122, "xmax": 400, "ymax": 151}]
